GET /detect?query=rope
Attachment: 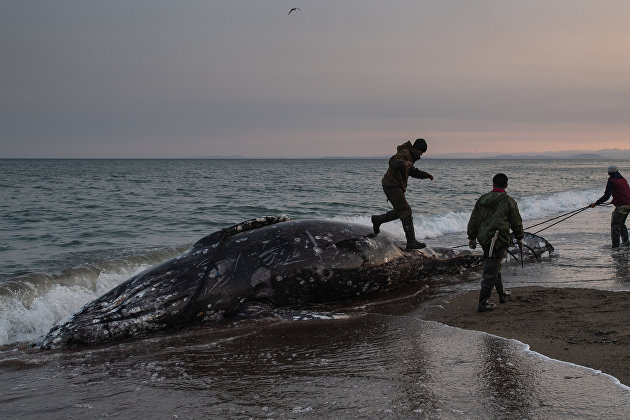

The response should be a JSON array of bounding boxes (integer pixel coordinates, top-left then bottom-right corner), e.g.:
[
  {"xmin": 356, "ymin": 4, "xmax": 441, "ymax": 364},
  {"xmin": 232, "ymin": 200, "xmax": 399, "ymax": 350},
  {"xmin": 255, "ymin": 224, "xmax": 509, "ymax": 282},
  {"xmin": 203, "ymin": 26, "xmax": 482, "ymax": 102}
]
[
  {"xmin": 531, "ymin": 207, "xmax": 589, "ymax": 235},
  {"xmin": 530, "ymin": 203, "xmax": 612, "ymax": 235},
  {"xmin": 522, "ymin": 205, "xmax": 590, "ymax": 230},
  {"xmin": 452, "ymin": 203, "xmax": 612, "ymax": 249}
]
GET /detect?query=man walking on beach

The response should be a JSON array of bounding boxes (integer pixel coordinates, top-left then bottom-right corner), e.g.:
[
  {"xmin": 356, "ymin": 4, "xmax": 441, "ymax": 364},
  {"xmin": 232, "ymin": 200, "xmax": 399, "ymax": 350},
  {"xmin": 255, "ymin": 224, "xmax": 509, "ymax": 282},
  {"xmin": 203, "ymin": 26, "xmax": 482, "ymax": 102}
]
[
  {"xmin": 467, "ymin": 173, "xmax": 524, "ymax": 312},
  {"xmin": 371, "ymin": 138, "xmax": 433, "ymax": 250},
  {"xmin": 589, "ymin": 165, "xmax": 630, "ymax": 248}
]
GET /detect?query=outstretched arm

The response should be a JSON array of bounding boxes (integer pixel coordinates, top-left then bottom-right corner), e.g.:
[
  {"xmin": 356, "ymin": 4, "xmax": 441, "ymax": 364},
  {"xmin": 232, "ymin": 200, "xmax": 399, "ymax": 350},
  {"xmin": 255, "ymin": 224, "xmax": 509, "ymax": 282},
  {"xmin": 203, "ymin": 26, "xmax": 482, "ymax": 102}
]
[
  {"xmin": 409, "ymin": 167, "xmax": 433, "ymax": 180},
  {"xmin": 590, "ymin": 180, "xmax": 614, "ymax": 207}
]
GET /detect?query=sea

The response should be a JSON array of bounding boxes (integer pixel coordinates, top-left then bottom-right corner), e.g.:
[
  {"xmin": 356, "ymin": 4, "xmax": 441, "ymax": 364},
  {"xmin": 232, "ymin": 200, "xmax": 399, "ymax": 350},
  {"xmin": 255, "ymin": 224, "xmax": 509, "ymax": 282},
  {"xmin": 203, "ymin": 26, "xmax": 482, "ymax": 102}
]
[{"xmin": 1, "ymin": 158, "xmax": 630, "ymax": 419}]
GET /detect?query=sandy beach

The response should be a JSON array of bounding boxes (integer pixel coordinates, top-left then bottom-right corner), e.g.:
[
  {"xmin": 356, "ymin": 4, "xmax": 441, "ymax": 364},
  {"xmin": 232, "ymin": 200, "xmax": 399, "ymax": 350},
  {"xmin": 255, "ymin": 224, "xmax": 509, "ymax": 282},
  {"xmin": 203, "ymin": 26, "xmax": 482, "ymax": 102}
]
[{"xmin": 422, "ymin": 286, "xmax": 630, "ymax": 386}]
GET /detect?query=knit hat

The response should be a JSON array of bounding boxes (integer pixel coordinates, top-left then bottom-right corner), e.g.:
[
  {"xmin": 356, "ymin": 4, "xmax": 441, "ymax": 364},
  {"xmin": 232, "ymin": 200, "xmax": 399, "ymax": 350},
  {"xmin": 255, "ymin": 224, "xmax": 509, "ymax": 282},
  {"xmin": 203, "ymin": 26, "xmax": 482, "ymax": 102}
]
[
  {"xmin": 608, "ymin": 164, "xmax": 618, "ymax": 174},
  {"xmin": 413, "ymin": 138, "xmax": 427, "ymax": 153}
]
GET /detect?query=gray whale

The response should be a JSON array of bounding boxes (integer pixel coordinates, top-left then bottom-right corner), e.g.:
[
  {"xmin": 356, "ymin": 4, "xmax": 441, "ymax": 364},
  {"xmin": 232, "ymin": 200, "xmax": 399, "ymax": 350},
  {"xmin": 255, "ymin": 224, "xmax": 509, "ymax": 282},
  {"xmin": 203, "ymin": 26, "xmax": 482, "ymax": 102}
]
[{"xmin": 38, "ymin": 217, "xmax": 552, "ymax": 349}]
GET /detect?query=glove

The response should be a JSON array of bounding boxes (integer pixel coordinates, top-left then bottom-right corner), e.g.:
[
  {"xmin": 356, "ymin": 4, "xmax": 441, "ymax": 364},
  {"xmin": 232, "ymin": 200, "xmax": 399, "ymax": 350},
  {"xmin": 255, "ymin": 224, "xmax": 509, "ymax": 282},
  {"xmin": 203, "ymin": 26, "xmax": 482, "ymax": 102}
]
[
  {"xmin": 468, "ymin": 239, "xmax": 477, "ymax": 250},
  {"xmin": 517, "ymin": 239, "xmax": 523, "ymax": 248}
]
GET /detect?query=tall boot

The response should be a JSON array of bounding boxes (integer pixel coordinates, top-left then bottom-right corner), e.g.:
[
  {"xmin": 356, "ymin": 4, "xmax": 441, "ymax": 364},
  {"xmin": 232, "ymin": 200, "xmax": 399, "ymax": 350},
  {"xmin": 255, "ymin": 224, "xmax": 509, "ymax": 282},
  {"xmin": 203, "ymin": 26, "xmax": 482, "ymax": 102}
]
[
  {"xmin": 612, "ymin": 224, "xmax": 622, "ymax": 248},
  {"xmin": 494, "ymin": 272, "xmax": 511, "ymax": 303},
  {"xmin": 401, "ymin": 217, "xmax": 426, "ymax": 250},
  {"xmin": 478, "ymin": 287, "xmax": 494, "ymax": 312},
  {"xmin": 371, "ymin": 211, "xmax": 398, "ymax": 235},
  {"xmin": 621, "ymin": 225, "xmax": 629, "ymax": 246},
  {"xmin": 478, "ymin": 258, "xmax": 501, "ymax": 312}
]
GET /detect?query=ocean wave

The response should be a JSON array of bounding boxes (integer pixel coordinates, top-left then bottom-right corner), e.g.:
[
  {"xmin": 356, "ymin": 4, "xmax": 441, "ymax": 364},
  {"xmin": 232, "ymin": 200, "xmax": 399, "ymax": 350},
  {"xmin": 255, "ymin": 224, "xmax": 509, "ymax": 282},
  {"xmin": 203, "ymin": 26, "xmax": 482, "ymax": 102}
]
[
  {"xmin": 338, "ymin": 186, "xmax": 602, "ymax": 239},
  {"xmin": 0, "ymin": 247, "xmax": 185, "ymax": 346},
  {"xmin": 0, "ymin": 265, "xmax": 155, "ymax": 347},
  {"xmin": 0, "ymin": 186, "xmax": 604, "ymax": 346}
]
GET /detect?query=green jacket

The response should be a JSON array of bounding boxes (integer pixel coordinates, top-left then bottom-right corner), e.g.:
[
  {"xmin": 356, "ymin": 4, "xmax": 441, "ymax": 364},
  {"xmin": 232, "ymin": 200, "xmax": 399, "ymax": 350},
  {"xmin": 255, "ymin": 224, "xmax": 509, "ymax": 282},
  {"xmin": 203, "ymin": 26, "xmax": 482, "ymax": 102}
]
[
  {"xmin": 381, "ymin": 141, "xmax": 432, "ymax": 192},
  {"xmin": 467, "ymin": 190, "xmax": 524, "ymax": 249}
]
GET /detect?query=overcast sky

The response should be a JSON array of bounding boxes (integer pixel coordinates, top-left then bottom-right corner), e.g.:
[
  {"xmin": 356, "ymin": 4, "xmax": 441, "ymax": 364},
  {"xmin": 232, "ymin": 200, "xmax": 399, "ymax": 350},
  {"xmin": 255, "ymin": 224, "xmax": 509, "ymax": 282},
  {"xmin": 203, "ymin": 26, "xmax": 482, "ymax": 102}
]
[{"xmin": 2, "ymin": 1, "xmax": 630, "ymax": 158}]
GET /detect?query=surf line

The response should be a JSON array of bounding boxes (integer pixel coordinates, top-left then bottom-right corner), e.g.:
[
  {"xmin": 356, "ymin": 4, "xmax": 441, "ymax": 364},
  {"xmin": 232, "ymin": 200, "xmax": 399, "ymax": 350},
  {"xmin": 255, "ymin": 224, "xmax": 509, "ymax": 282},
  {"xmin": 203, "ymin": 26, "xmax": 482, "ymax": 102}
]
[{"xmin": 452, "ymin": 204, "xmax": 601, "ymax": 249}]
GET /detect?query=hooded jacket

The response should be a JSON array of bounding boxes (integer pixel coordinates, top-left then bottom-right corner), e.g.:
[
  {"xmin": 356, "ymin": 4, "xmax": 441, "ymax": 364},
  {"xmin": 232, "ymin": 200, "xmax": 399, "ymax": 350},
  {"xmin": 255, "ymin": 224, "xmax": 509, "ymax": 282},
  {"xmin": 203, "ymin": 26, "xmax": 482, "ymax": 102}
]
[
  {"xmin": 467, "ymin": 190, "xmax": 524, "ymax": 249},
  {"xmin": 595, "ymin": 172, "xmax": 630, "ymax": 207},
  {"xmin": 381, "ymin": 141, "xmax": 432, "ymax": 191}
]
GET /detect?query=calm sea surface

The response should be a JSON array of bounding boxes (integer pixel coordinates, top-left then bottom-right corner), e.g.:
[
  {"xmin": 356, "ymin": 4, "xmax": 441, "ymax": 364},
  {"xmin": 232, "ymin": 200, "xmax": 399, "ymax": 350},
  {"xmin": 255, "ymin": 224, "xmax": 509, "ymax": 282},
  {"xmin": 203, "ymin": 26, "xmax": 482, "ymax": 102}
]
[{"xmin": 1, "ymin": 158, "xmax": 630, "ymax": 418}]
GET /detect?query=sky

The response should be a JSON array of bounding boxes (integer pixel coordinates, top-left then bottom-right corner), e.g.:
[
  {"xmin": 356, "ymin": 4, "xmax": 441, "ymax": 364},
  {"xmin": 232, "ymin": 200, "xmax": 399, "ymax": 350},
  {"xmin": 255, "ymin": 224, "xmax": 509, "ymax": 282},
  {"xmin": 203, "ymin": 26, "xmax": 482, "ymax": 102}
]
[{"xmin": 1, "ymin": 0, "xmax": 630, "ymax": 158}]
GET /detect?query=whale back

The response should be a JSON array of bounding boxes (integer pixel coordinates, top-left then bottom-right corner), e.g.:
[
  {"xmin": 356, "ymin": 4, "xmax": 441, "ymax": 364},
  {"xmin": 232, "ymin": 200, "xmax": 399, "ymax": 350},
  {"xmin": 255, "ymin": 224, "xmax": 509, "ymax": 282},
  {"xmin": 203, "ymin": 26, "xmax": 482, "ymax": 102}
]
[
  {"xmin": 189, "ymin": 219, "xmax": 406, "ymax": 316},
  {"xmin": 38, "ymin": 217, "xmax": 508, "ymax": 349}
]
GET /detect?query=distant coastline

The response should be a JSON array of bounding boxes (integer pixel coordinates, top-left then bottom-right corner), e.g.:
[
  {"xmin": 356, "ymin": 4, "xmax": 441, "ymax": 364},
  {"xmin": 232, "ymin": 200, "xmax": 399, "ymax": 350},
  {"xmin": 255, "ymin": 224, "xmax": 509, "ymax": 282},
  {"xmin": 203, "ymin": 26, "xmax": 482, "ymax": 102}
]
[
  {"xmin": 175, "ymin": 148, "xmax": 630, "ymax": 160},
  {"xmin": 198, "ymin": 153, "xmax": 628, "ymax": 160},
  {"xmin": 3, "ymin": 149, "xmax": 630, "ymax": 160}
]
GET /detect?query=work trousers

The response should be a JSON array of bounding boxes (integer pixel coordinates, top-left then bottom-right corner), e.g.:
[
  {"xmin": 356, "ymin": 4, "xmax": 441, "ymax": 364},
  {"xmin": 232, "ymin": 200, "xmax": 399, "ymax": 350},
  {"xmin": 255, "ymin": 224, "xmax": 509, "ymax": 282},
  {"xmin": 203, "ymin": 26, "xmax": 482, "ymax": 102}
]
[
  {"xmin": 382, "ymin": 186, "xmax": 412, "ymax": 221},
  {"xmin": 479, "ymin": 244, "xmax": 508, "ymax": 305},
  {"xmin": 611, "ymin": 205, "xmax": 630, "ymax": 247}
]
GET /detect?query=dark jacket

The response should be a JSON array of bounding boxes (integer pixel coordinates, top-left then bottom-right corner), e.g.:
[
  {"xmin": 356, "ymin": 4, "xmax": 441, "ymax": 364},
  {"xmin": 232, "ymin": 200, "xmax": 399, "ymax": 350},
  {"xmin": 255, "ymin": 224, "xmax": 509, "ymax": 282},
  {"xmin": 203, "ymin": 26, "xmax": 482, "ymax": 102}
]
[
  {"xmin": 595, "ymin": 172, "xmax": 630, "ymax": 207},
  {"xmin": 467, "ymin": 190, "xmax": 524, "ymax": 249},
  {"xmin": 381, "ymin": 141, "xmax": 432, "ymax": 192}
]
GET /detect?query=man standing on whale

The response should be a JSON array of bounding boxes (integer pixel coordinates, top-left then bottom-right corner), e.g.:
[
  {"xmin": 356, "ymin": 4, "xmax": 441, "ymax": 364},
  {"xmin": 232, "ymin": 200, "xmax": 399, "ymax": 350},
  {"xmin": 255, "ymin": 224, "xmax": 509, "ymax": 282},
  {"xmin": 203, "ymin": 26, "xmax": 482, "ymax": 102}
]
[{"xmin": 371, "ymin": 138, "xmax": 433, "ymax": 249}]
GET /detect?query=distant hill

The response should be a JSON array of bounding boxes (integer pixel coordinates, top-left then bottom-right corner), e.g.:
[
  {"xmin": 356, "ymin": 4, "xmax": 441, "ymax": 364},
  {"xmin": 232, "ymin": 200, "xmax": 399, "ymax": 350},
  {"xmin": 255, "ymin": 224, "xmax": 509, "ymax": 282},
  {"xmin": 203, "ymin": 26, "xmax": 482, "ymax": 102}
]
[
  {"xmin": 567, "ymin": 153, "xmax": 606, "ymax": 159},
  {"xmin": 487, "ymin": 154, "xmax": 555, "ymax": 160},
  {"xmin": 200, "ymin": 155, "xmax": 246, "ymax": 159},
  {"xmin": 428, "ymin": 149, "xmax": 630, "ymax": 160},
  {"xmin": 190, "ymin": 149, "xmax": 630, "ymax": 160},
  {"xmin": 486, "ymin": 153, "xmax": 606, "ymax": 160}
]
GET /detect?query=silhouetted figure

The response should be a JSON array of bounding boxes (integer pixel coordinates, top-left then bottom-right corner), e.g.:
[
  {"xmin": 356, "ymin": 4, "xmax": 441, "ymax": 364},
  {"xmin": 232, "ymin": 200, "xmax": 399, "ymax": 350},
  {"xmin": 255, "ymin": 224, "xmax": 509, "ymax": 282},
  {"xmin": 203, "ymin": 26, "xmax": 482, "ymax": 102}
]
[
  {"xmin": 589, "ymin": 165, "xmax": 630, "ymax": 248},
  {"xmin": 371, "ymin": 138, "xmax": 433, "ymax": 250}
]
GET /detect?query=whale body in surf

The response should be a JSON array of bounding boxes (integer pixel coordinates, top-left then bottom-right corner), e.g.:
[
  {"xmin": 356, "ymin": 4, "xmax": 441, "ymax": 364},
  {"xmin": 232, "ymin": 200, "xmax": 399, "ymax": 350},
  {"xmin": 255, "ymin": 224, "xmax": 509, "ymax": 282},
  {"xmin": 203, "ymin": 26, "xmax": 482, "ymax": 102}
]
[{"xmin": 38, "ymin": 216, "xmax": 553, "ymax": 349}]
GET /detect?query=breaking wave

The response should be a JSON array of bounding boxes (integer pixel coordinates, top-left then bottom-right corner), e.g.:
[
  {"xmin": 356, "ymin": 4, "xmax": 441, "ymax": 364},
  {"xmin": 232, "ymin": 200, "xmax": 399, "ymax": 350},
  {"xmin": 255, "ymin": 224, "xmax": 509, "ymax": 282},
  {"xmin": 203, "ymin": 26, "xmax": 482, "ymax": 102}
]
[
  {"xmin": 340, "ymin": 186, "xmax": 602, "ymax": 239},
  {"xmin": 0, "ymin": 247, "xmax": 184, "ymax": 346},
  {"xmin": 0, "ymin": 186, "xmax": 603, "ymax": 346}
]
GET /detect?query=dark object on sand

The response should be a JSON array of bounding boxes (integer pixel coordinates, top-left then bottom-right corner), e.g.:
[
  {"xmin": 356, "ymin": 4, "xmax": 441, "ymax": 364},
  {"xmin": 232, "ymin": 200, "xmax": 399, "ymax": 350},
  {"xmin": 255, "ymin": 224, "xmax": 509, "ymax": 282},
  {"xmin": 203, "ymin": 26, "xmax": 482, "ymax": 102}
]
[{"xmin": 38, "ymin": 217, "xmax": 487, "ymax": 349}]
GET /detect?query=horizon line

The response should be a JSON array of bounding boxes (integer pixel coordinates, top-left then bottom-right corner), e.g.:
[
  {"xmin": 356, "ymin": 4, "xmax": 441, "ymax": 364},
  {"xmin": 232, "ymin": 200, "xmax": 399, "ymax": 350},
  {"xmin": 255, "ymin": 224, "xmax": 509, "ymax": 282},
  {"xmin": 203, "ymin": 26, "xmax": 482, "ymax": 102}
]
[{"xmin": 2, "ymin": 155, "xmax": 629, "ymax": 160}]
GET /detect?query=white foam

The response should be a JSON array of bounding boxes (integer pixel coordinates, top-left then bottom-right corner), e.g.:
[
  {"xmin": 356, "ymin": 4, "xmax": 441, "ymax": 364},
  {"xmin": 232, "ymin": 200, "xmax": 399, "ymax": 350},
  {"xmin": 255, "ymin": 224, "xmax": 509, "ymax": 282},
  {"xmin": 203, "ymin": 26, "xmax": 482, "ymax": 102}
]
[
  {"xmin": 0, "ymin": 264, "xmax": 151, "ymax": 346},
  {"xmin": 338, "ymin": 187, "xmax": 602, "ymax": 239},
  {"xmin": 0, "ymin": 186, "xmax": 604, "ymax": 347},
  {"xmin": 518, "ymin": 188, "xmax": 601, "ymax": 220}
]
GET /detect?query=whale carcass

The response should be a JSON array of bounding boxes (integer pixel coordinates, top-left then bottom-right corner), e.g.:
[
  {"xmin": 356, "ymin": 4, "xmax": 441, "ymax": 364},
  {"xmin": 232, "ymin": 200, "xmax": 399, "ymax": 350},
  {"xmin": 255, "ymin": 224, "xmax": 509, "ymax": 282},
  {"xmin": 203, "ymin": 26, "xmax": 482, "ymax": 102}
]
[{"xmin": 38, "ymin": 216, "xmax": 553, "ymax": 349}]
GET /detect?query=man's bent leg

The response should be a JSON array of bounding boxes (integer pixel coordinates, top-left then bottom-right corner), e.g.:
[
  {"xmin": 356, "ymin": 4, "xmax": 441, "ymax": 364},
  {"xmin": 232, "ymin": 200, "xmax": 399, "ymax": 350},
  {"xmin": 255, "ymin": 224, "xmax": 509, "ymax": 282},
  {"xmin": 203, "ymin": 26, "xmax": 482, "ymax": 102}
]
[
  {"xmin": 384, "ymin": 188, "xmax": 425, "ymax": 249},
  {"xmin": 371, "ymin": 210, "xmax": 398, "ymax": 235},
  {"xmin": 371, "ymin": 187, "xmax": 405, "ymax": 235}
]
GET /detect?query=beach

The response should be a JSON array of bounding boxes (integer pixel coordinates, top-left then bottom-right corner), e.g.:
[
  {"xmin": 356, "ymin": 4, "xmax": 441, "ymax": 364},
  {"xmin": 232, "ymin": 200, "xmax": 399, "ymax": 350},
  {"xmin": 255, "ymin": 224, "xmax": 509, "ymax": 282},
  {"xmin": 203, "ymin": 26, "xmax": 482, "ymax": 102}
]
[
  {"xmin": 3, "ymin": 159, "xmax": 630, "ymax": 418},
  {"xmin": 423, "ymin": 286, "xmax": 630, "ymax": 386}
]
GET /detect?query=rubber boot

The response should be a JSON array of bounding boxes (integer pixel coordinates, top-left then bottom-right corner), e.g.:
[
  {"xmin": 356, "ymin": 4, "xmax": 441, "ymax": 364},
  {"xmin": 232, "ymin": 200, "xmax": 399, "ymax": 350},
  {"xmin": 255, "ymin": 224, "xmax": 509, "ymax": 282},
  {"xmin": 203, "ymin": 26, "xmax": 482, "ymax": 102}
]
[
  {"xmin": 495, "ymin": 273, "xmax": 511, "ymax": 303},
  {"xmin": 612, "ymin": 224, "xmax": 622, "ymax": 248},
  {"xmin": 478, "ymin": 287, "xmax": 495, "ymax": 312},
  {"xmin": 371, "ymin": 211, "xmax": 398, "ymax": 235},
  {"xmin": 401, "ymin": 217, "xmax": 426, "ymax": 250},
  {"xmin": 478, "ymin": 258, "xmax": 501, "ymax": 312}
]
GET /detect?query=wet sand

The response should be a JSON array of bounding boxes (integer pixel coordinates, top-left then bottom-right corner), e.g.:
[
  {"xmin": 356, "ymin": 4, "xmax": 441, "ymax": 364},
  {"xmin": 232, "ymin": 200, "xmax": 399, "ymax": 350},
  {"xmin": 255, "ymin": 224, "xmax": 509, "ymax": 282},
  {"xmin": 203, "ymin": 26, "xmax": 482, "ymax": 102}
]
[{"xmin": 422, "ymin": 286, "xmax": 630, "ymax": 386}]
